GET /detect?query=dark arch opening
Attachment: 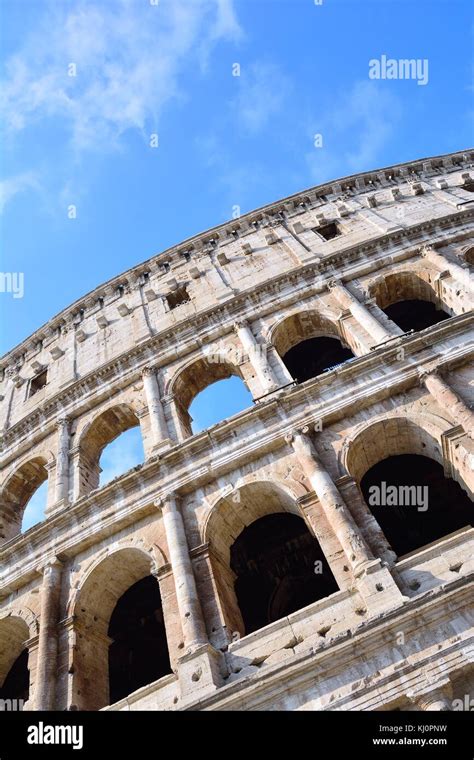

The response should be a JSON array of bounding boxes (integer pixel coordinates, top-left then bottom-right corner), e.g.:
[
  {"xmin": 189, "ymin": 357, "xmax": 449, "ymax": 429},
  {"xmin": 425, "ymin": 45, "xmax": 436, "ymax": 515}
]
[
  {"xmin": 108, "ymin": 576, "xmax": 171, "ymax": 704},
  {"xmin": 230, "ymin": 513, "xmax": 338, "ymax": 635},
  {"xmin": 282, "ymin": 336, "xmax": 354, "ymax": 384},
  {"xmin": 360, "ymin": 454, "xmax": 473, "ymax": 557},
  {"xmin": 383, "ymin": 299, "xmax": 450, "ymax": 333},
  {"xmin": 464, "ymin": 248, "xmax": 474, "ymax": 267},
  {"xmin": 0, "ymin": 649, "xmax": 29, "ymax": 702}
]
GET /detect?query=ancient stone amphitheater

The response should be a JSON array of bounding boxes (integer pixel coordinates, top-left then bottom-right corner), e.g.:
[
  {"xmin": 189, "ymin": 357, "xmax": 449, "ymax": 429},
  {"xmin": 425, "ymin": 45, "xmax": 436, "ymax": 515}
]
[{"xmin": 0, "ymin": 150, "xmax": 473, "ymax": 713}]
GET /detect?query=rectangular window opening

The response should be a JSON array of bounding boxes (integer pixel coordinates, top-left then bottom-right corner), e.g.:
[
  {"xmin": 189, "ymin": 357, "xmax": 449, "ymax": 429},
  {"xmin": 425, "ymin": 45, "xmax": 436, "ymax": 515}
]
[
  {"xmin": 29, "ymin": 369, "xmax": 47, "ymax": 397},
  {"xmin": 166, "ymin": 286, "xmax": 190, "ymax": 310},
  {"xmin": 313, "ymin": 221, "xmax": 341, "ymax": 241}
]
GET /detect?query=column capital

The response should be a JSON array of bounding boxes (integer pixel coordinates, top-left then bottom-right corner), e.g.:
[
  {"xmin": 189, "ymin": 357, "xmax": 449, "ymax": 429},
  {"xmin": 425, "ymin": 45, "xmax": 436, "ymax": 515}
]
[
  {"xmin": 285, "ymin": 424, "xmax": 317, "ymax": 444},
  {"xmin": 56, "ymin": 416, "xmax": 70, "ymax": 430},
  {"xmin": 142, "ymin": 365, "xmax": 157, "ymax": 378},
  {"xmin": 327, "ymin": 277, "xmax": 341, "ymax": 291},
  {"xmin": 36, "ymin": 556, "xmax": 63, "ymax": 577},
  {"xmin": 233, "ymin": 319, "xmax": 249, "ymax": 332},
  {"xmin": 155, "ymin": 493, "xmax": 179, "ymax": 514},
  {"xmin": 419, "ymin": 243, "xmax": 436, "ymax": 258},
  {"xmin": 418, "ymin": 365, "xmax": 441, "ymax": 384}
]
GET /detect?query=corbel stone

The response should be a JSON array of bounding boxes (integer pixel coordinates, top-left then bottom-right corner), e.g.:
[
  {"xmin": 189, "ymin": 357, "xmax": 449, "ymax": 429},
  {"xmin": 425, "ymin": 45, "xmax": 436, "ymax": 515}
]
[{"xmin": 49, "ymin": 346, "xmax": 64, "ymax": 360}]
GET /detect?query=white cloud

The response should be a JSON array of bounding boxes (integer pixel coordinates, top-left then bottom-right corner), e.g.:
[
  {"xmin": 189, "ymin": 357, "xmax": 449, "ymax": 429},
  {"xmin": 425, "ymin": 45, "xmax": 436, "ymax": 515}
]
[
  {"xmin": 1, "ymin": 0, "xmax": 242, "ymax": 152},
  {"xmin": 0, "ymin": 172, "xmax": 40, "ymax": 214},
  {"xmin": 307, "ymin": 80, "xmax": 402, "ymax": 183},
  {"xmin": 231, "ymin": 61, "xmax": 289, "ymax": 134}
]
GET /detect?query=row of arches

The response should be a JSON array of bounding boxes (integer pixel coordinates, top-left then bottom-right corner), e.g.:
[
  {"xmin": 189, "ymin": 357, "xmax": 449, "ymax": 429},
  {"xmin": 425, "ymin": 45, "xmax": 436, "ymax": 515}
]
[
  {"xmin": 2, "ymin": 265, "xmax": 469, "ymax": 539},
  {"xmin": 2, "ymin": 412, "xmax": 472, "ymax": 710}
]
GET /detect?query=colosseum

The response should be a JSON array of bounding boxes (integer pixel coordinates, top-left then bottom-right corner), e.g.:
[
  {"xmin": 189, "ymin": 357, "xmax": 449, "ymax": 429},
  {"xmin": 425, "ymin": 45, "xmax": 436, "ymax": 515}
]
[{"xmin": 0, "ymin": 149, "xmax": 473, "ymax": 713}]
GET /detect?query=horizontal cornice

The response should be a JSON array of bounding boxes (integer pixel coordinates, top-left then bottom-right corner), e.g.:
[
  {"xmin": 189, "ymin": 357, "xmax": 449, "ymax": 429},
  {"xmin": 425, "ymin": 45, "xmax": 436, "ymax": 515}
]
[
  {"xmin": 1, "ymin": 210, "xmax": 473, "ymax": 452},
  {"xmin": 1, "ymin": 148, "xmax": 473, "ymax": 367}
]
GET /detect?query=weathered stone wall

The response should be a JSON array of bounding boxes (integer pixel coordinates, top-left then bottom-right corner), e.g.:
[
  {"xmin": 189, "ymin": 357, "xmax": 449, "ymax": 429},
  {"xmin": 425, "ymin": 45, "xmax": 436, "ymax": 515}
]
[{"xmin": 0, "ymin": 150, "xmax": 473, "ymax": 712}]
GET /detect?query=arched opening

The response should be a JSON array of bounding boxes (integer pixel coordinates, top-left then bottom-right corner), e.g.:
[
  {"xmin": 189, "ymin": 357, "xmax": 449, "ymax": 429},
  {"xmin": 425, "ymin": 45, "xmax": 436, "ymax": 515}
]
[
  {"xmin": 360, "ymin": 454, "xmax": 473, "ymax": 557},
  {"xmin": 205, "ymin": 481, "xmax": 340, "ymax": 639},
  {"xmin": 189, "ymin": 376, "xmax": 253, "ymax": 433},
  {"xmin": 0, "ymin": 457, "xmax": 48, "ymax": 542},
  {"xmin": 0, "ymin": 650, "xmax": 29, "ymax": 702},
  {"xmin": 369, "ymin": 271, "xmax": 454, "ymax": 334},
  {"xmin": 99, "ymin": 427, "xmax": 144, "ymax": 487},
  {"xmin": 383, "ymin": 299, "xmax": 450, "ymax": 333},
  {"xmin": 463, "ymin": 247, "xmax": 474, "ymax": 267},
  {"xmin": 0, "ymin": 617, "xmax": 30, "ymax": 704},
  {"xmin": 282, "ymin": 336, "xmax": 354, "ymax": 384},
  {"xmin": 71, "ymin": 548, "xmax": 171, "ymax": 710},
  {"xmin": 108, "ymin": 576, "xmax": 171, "ymax": 705},
  {"xmin": 230, "ymin": 513, "xmax": 338, "ymax": 635},
  {"xmin": 270, "ymin": 311, "xmax": 356, "ymax": 385},
  {"xmin": 22, "ymin": 480, "xmax": 48, "ymax": 533},
  {"xmin": 78, "ymin": 404, "xmax": 142, "ymax": 497},
  {"xmin": 171, "ymin": 357, "xmax": 251, "ymax": 437}
]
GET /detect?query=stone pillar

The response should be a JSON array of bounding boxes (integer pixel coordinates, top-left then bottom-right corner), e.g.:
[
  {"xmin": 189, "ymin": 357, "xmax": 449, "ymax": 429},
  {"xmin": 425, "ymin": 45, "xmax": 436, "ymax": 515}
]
[
  {"xmin": 158, "ymin": 494, "xmax": 207, "ymax": 650},
  {"xmin": 70, "ymin": 447, "xmax": 81, "ymax": 502},
  {"xmin": 234, "ymin": 321, "xmax": 279, "ymax": 394},
  {"xmin": 151, "ymin": 563, "xmax": 182, "ymax": 671},
  {"xmin": 55, "ymin": 417, "xmax": 70, "ymax": 506},
  {"xmin": 421, "ymin": 245, "xmax": 473, "ymax": 290},
  {"xmin": 142, "ymin": 366, "xmax": 171, "ymax": 450},
  {"xmin": 328, "ymin": 280, "xmax": 393, "ymax": 345},
  {"xmin": 21, "ymin": 635, "xmax": 39, "ymax": 712},
  {"xmin": 35, "ymin": 558, "xmax": 62, "ymax": 710},
  {"xmin": 421, "ymin": 369, "xmax": 474, "ymax": 438},
  {"xmin": 267, "ymin": 342, "xmax": 294, "ymax": 385},
  {"xmin": 338, "ymin": 475, "xmax": 397, "ymax": 567},
  {"xmin": 162, "ymin": 394, "xmax": 187, "ymax": 441},
  {"xmin": 286, "ymin": 427, "xmax": 373, "ymax": 575}
]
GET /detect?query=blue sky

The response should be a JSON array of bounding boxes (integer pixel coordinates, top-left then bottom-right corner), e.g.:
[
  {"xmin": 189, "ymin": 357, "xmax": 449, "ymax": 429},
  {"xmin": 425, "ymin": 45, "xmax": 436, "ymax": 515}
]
[{"xmin": 1, "ymin": 0, "xmax": 472, "ymax": 530}]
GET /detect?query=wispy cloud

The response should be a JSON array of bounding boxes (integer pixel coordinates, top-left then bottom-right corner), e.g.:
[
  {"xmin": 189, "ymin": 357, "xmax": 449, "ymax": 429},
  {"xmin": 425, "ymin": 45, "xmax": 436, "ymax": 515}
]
[
  {"xmin": 306, "ymin": 80, "xmax": 402, "ymax": 183},
  {"xmin": 0, "ymin": 172, "xmax": 40, "ymax": 214},
  {"xmin": 1, "ymin": 0, "xmax": 242, "ymax": 152},
  {"xmin": 231, "ymin": 61, "xmax": 289, "ymax": 134}
]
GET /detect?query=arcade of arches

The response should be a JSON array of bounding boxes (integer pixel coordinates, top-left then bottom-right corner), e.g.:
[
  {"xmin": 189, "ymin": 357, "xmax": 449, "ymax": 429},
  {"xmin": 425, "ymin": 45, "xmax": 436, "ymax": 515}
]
[
  {"xmin": 0, "ymin": 261, "xmax": 472, "ymax": 709},
  {"xmin": 1, "ymin": 411, "xmax": 472, "ymax": 709},
  {"xmin": 2, "ymin": 265, "xmax": 466, "ymax": 545}
]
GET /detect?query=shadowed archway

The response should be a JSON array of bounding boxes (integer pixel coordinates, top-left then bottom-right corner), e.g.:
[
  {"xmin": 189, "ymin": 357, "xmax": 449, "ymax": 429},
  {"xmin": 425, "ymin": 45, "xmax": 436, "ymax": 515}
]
[
  {"xmin": 71, "ymin": 547, "xmax": 171, "ymax": 710},
  {"xmin": 108, "ymin": 576, "xmax": 171, "ymax": 704},
  {"xmin": 360, "ymin": 454, "xmax": 473, "ymax": 557},
  {"xmin": 231, "ymin": 513, "xmax": 338, "ymax": 635},
  {"xmin": 0, "ymin": 616, "xmax": 30, "ymax": 704}
]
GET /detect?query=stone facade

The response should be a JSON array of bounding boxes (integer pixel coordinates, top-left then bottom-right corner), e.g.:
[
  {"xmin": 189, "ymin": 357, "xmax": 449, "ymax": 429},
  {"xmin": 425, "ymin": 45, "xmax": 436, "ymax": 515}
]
[{"xmin": 0, "ymin": 150, "xmax": 473, "ymax": 712}]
